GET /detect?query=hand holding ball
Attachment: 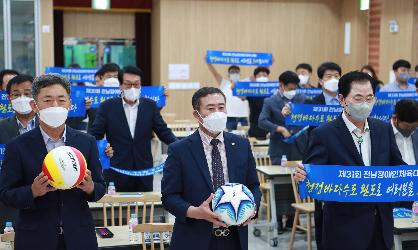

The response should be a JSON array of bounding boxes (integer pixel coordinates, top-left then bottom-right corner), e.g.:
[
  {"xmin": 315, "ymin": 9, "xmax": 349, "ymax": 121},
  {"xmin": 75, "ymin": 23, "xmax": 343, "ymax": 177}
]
[
  {"xmin": 42, "ymin": 146, "xmax": 87, "ymax": 189},
  {"xmin": 212, "ymin": 183, "xmax": 256, "ymax": 226}
]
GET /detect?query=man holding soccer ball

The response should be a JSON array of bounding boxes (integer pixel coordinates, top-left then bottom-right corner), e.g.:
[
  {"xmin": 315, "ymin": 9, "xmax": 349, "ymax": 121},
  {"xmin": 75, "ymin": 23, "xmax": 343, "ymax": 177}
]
[{"xmin": 162, "ymin": 87, "xmax": 261, "ymax": 250}]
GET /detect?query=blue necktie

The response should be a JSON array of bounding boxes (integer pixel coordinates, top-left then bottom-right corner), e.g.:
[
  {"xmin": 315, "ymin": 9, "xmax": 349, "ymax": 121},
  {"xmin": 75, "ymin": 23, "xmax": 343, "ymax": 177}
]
[{"xmin": 211, "ymin": 139, "xmax": 225, "ymax": 191}]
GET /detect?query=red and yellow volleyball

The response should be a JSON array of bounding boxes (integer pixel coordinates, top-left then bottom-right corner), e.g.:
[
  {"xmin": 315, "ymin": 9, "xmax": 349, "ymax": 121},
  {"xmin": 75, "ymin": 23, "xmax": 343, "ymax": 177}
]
[{"xmin": 42, "ymin": 146, "xmax": 87, "ymax": 189}]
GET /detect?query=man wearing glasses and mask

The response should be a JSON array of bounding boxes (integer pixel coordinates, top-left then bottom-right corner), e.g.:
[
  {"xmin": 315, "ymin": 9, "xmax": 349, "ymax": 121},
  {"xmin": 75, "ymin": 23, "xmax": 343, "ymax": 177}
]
[
  {"xmin": 90, "ymin": 66, "xmax": 177, "ymax": 192},
  {"xmin": 294, "ymin": 71, "xmax": 405, "ymax": 250}
]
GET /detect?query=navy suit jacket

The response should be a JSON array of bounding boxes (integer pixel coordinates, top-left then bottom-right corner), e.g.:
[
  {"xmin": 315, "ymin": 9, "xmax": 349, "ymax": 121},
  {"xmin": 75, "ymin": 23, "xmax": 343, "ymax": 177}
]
[
  {"xmin": 161, "ymin": 131, "xmax": 261, "ymax": 250},
  {"xmin": 304, "ymin": 116, "xmax": 405, "ymax": 250},
  {"xmin": 258, "ymin": 94, "xmax": 306, "ymax": 158},
  {"xmin": 0, "ymin": 126, "xmax": 106, "ymax": 250},
  {"xmin": 89, "ymin": 97, "xmax": 177, "ymax": 191}
]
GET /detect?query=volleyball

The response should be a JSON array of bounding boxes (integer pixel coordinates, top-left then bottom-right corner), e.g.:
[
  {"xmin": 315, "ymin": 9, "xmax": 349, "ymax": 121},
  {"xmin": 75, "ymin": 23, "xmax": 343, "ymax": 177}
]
[
  {"xmin": 212, "ymin": 183, "xmax": 256, "ymax": 226},
  {"xmin": 42, "ymin": 146, "xmax": 87, "ymax": 189}
]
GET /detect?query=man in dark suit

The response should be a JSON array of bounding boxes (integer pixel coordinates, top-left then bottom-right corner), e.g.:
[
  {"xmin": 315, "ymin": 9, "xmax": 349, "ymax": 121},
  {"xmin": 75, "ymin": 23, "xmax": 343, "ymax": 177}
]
[
  {"xmin": 90, "ymin": 66, "xmax": 177, "ymax": 192},
  {"xmin": 390, "ymin": 99, "xmax": 418, "ymax": 209},
  {"xmin": 258, "ymin": 71, "xmax": 306, "ymax": 233},
  {"xmin": 0, "ymin": 74, "xmax": 106, "ymax": 250},
  {"xmin": 161, "ymin": 87, "xmax": 261, "ymax": 250},
  {"xmin": 0, "ymin": 74, "xmax": 38, "ymax": 232},
  {"xmin": 300, "ymin": 62, "xmax": 341, "ymax": 249},
  {"xmin": 295, "ymin": 71, "xmax": 405, "ymax": 250}
]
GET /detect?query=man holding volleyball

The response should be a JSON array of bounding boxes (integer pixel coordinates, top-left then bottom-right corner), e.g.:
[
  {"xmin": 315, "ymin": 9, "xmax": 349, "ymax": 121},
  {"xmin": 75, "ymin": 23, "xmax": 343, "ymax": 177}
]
[{"xmin": 0, "ymin": 74, "xmax": 106, "ymax": 250}]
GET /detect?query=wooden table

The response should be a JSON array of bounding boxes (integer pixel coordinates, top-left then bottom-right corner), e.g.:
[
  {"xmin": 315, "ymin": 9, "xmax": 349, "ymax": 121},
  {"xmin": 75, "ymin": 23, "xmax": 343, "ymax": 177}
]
[
  {"xmin": 254, "ymin": 165, "xmax": 294, "ymax": 246},
  {"xmin": 394, "ymin": 218, "xmax": 418, "ymax": 250},
  {"xmin": 98, "ymin": 226, "xmax": 139, "ymax": 249}
]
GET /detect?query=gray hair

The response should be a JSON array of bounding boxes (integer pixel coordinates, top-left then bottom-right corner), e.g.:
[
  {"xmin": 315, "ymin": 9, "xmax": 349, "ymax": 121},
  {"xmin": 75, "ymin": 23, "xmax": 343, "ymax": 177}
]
[{"xmin": 32, "ymin": 73, "xmax": 71, "ymax": 99}]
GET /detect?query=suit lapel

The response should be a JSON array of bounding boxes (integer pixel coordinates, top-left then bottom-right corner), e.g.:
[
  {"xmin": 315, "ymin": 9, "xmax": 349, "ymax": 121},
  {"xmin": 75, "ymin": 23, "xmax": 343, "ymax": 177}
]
[
  {"xmin": 188, "ymin": 130, "xmax": 214, "ymax": 192},
  {"xmin": 133, "ymin": 98, "xmax": 145, "ymax": 141},
  {"xmin": 65, "ymin": 126, "xmax": 77, "ymax": 147},
  {"xmin": 368, "ymin": 119, "xmax": 379, "ymax": 166},
  {"xmin": 334, "ymin": 116, "xmax": 365, "ymax": 165},
  {"xmin": 9, "ymin": 116, "xmax": 20, "ymax": 136},
  {"xmin": 30, "ymin": 127, "xmax": 48, "ymax": 164},
  {"xmin": 223, "ymin": 132, "xmax": 237, "ymax": 183}
]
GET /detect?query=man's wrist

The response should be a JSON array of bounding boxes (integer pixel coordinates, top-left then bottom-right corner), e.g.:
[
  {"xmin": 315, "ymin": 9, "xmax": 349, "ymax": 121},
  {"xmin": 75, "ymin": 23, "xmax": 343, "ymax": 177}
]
[{"xmin": 186, "ymin": 206, "xmax": 197, "ymax": 219}]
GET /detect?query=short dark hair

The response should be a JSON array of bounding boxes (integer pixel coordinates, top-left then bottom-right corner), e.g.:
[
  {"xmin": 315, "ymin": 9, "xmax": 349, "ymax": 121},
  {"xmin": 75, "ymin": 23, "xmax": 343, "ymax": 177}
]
[
  {"xmin": 296, "ymin": 63, "xmax": 312, "ymax": 73},
  {"xmin": 120, "ymin": 66, "xmax": 144, "ymax": 84},
  {"xmin": 394, "ymin": 100, "xmax": 418, "ymax": 123},
  {"xmin": 253, "ymin": 66, "xmax": 270, "ymax": 77},
  {"xmin": 0, "ymin": 69, "xmax": 19, "ymax": 83},
  {"xmin": 415, "ymin": 64, "xmax": 418, "ymax": 73},
  {"xmin": 192, "ymin": 87, "xmax": 226, "ymax": 111},
  {"xmin": 279, "ymin": 71, "xmax": 300, "ymax": 86},
  {"xmin": 6, "ymin": 74, "xmax": 34, "ymax": 95},
  {"xmin": 392, "ymin": 59, "xmax": 411, "ymax": 71},
  {"xmin": 97, "ymin": 63, "xmax": 120, "ymax": 77},
  {"xmin": 32, "ymin": 74, "xmax": 71, "ymax": 99},
  {"xmin": 228, "ymin": 65, "xmax": 240, "ymax": 73},
  {"xmin": 317, "ymin": 62, "xmax": 341, "ymax": 79},
  {"xmin": 338, "ymin": 71, "xmax": 374, "ymax": 98}
]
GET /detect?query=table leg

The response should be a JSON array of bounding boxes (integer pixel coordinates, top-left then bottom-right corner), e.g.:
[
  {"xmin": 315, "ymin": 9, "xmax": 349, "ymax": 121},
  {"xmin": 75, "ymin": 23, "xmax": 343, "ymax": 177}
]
[
  {"xmin": 269, "ymin": 179, "xmax": 278, "ymax": 236},
  {"xmin": 394, "ymin": 234, "xmax": 402, "ymax": 250}
]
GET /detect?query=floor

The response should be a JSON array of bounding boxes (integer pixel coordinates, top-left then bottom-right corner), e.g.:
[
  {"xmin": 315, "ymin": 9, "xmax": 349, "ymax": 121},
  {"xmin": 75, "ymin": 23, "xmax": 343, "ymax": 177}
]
[{"xmin": 153, "ymin": 173, "xmax": 317, "ymax": 250}]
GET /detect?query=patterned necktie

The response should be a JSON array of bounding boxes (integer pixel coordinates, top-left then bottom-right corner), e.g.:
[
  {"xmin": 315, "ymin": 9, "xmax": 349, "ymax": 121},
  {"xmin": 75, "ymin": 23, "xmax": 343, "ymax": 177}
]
[{"xmin": 211, "ymin": 139, "xmax": 225, "ymax": 190}]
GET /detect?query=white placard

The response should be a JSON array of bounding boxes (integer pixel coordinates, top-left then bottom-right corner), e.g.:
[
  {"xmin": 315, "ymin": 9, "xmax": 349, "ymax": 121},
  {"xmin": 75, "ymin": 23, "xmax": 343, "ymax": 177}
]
[
  {"xmin": 344, "ymin": 22, "xmax": 351, "ymax": 55},
  {"xmin": 168, "ymin": 64, "xmax": 190, "ymax": 80},
  {"xmin": 168, "ymin": 82, "xmax": 200, "ymax": 90}
]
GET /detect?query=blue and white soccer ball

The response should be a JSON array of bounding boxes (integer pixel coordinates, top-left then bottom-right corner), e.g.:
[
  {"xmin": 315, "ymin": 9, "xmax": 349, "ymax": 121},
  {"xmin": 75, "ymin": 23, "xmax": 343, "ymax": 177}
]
[{"xmin": 212, "ymin": 183, "xmax": 256, "ymax": 226}]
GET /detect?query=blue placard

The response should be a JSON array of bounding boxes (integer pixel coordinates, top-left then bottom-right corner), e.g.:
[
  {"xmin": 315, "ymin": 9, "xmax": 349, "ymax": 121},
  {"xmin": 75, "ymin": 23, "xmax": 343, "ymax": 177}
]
[
  {"xmin": 0, "ymin": 91, "xmax": 14, "ymax": 118},
  {"xmin": 285, "ymin": 104, "xmax": 394, "ymax": 126},
  {"xmin": 0, "ymin": 144, "xmax": 5, "ymax": 170},
  {"xmin": 68, "ymin": 86, "xmax": 86, "ymax": 117},
  {"xmin": 285, "ymin": 104, "xmax": 343, "ymax": 126},
  {"xmin": 299, "ymin": 164, "xmax": 418, "ymax": 202},
  {"xmin": 141, "ymin": 86, "xmax": 166, "ymax": 108},
  {"xmin": 283, "ymin": 125, "xmax": 309, "ymax": 144},
  {"xmin": 96, "ymin": 140, "xmax": 110, "ymax": 170},
  {"xmin": 206, "ymin": 50, "xmax": 273, "ymax": 66},
  {"xmin": 45, "ymin": 67, "xmax": 97, "ymax": 83},
  {"xmin": 393, "ymin": 208, "xmax": 412, "ymax": 219},
  {"xmin": 296, "ymin": 88, "xmax": 323, "ymax": 97},
  {"xmin": 375, "ymin": 91, "xmax": 418, "ymax": 106},
  {"xmin": 85, "ymin": 87, "xmax": 121, "ymax": 109},
  {"xmin": 232, "ymin": 82, "xmax": 279, "ymax": 97},
  {"xmin": 407, "ymin": 77, "xmax": 417, "ymax": 85},
  {"xmin": 85, "ymin": 86, "xmax": 166, "ymax": 108}
]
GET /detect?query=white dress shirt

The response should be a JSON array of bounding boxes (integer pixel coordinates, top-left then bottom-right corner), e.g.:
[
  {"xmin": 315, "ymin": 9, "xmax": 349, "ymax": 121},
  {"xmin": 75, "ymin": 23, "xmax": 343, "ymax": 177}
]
[
  {"xmin": 122, "ymin": 98, "xmax": 139, "ymax": 138},
  {"xmin": 391, "ymin": 120, "xmax": 416, "ymax": 165},
  {"xmin": 342, "ymin": 112, "xmax": 371, "ymax": 166},
  {"xmin": 198, "ymin": 129, "xmax": 229, "ymax": 184}
]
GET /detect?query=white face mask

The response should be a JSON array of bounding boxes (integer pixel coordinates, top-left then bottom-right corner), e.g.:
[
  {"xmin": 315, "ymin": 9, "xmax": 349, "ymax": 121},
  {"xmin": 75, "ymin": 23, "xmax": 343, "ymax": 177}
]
[
  {"xmin": 229, "ymin": 73, "xmax": 240, "ymax": 82},
  {"xmin": 123, "ymin": 87, "xmax": 141, "ymax": 102},
  {"xmin": 323, "ymin": 78, "xmax": 339, "ymax": 92},
  {"xmin": 283, "ymin": 90, "xmax": 296, "ymax": 100},
  {"xmin": 256, "ymin": 76, "xmax": 269, "ymax": 82},
  {"xmin": 11, "ymin": 96, "xmax": 33, "ymax": 115},
  {"xmin": 39, "ymin": 106, "xmax": 69, "ymax": 128},
  {"xmin": 197, "ymin": 111, "xmax": 227, "ymax": 133},
  {"xmin": 345, "ymin": 101, "xmax": 375, "ymax": 122},
  {"xmin": 103, "ymin": 77, "xmax": 120, "ymax": 87},
  {"xmin": 298, "ymin": 75, "xmax": 309, "ymax": 85}
]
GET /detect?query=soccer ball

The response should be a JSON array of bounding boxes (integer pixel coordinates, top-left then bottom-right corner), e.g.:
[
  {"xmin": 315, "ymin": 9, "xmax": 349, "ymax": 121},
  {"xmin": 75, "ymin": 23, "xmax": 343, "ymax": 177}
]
[
  {"xmin": 212, "ymin": 183, "xmax": 256, "ymax": 226},
  {"xmin": 42, "ymin": 146, "xmax": 87, "ymax": 189}
]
